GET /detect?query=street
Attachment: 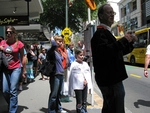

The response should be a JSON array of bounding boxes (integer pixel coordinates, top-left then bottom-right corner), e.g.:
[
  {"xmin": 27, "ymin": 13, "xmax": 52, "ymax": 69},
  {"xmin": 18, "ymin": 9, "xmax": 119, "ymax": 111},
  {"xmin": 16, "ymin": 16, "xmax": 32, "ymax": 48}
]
[
  {"xmin": 1, "ymin": 64, "xmax": 150, "ymax": 113},
  {"xmin": 123, "ymin": 64, "xmax": 150, "ymax": 113}
]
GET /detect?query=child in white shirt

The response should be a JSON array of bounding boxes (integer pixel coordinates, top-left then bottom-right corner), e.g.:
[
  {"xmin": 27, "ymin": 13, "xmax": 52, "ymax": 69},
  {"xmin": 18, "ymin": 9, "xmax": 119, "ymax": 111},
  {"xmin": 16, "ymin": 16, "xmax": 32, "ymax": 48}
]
[{"xmin": 69, "ymin": 48, "xmax": 92, "ymax": 113}]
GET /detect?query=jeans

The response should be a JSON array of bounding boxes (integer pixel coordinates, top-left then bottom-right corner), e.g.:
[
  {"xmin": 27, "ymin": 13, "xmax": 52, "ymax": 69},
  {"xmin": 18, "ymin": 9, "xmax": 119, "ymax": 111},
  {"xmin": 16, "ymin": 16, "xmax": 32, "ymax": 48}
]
[
  {"xmin": 48, "ymin": 74, "xmax": 64, "ymax": 113},
  {"xmin": 98, "ymin": 81, "xmax": 125, "ymax": 113},
  {"xmin": 2, "ymin": 67, "xmax": 21, "ymax": 113}
]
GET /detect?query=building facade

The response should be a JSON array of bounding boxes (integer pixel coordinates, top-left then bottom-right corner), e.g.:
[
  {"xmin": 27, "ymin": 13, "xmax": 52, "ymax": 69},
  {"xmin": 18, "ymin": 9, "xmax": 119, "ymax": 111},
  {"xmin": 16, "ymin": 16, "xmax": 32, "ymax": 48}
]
[{"xmin": 118, "ymin": 0, "xmax": 150, "ymax": 32}]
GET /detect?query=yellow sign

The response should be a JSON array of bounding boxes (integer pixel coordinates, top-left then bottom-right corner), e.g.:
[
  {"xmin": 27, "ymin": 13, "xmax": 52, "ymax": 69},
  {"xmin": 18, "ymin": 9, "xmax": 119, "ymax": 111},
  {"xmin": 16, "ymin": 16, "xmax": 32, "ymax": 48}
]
[
  {"xmin": 64, "ymin": 36, "xmax": 71, "ymax": 44},
  {"xmin": 61, "ymin": 27, "xmax": 72, "ymax": 37}
]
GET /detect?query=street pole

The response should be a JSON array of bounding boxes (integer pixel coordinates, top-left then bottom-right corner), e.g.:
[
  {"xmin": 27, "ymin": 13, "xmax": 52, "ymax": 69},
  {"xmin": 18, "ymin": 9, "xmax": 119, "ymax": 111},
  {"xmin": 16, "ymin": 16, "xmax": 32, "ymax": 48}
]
[
  {"xmin": 88, "ymin": 8, "xmax": 91, "ymax": 23},
  {"xmin": 66, "ymin": 0, "xmax": 68, "ymax": 27}
]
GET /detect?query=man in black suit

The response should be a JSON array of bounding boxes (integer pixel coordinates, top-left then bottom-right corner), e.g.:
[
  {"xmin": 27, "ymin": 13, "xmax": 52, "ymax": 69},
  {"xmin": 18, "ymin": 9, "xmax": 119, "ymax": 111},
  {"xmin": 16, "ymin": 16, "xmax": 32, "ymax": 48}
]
[{"xmin": 91, "ymin": 4, "xmax": 137, "ymax": 113}]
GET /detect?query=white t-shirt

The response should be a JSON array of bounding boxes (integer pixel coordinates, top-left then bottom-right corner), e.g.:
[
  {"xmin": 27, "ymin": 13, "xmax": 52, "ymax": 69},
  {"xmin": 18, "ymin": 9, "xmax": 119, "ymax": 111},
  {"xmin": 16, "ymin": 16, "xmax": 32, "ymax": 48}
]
[{"xmin": 146, "ymin": 45, "xmax": 150, "ymax": 55}]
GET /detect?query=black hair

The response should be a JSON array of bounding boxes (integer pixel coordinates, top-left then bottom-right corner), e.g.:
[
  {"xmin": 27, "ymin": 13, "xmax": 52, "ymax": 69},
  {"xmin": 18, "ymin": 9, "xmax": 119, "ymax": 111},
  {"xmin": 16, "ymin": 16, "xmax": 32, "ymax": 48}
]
[
  {"xmin": 74, "ymin": 48, "xmax": 83, "ymax": 55},
  {"xmin": 0, "ymin": 36, "xmax": 4, "ymax": 39}
]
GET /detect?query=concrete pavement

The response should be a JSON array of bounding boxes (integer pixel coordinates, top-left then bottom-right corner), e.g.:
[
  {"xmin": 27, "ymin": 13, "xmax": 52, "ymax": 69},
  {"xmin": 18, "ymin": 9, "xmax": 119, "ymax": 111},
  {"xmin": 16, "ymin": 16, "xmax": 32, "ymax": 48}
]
[{"xmin": 0, "ymin": 74, "xmax": 102, "ymax": 113}]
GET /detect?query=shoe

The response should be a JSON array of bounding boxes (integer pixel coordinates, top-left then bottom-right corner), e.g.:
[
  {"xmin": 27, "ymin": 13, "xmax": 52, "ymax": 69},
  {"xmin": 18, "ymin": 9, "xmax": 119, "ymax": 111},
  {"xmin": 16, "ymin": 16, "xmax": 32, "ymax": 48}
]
[
  {"xmin": 57, "ymin": 110, "xmax": 68, "ymax": 113},
  {"xmin": 18, "ymin": 85, "xmax": 23, "ymax": 91}
]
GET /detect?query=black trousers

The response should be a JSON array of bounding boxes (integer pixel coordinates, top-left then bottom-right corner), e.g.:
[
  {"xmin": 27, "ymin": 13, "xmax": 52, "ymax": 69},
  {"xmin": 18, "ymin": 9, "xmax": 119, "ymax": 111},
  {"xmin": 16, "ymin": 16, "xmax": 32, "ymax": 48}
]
[{"xmin": 74, "ymin": 85, "xmax": 88, "ymax": 112}]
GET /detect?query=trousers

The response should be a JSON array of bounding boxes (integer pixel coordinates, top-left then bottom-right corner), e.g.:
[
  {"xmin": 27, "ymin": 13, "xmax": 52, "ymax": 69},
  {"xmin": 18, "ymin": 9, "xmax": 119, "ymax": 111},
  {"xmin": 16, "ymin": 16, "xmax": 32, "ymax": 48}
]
[
  {"xmin": 2, "ymin": 67, "xmax": 21, "ymax": 113},
  {"xmin": 98, "ymin": 81, "xmax": 125, "ymax": 113}
]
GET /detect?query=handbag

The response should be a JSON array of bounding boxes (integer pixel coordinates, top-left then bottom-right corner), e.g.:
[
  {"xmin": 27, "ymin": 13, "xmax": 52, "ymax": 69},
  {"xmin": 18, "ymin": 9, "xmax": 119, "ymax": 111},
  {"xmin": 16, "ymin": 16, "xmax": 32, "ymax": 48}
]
[
  {"xmin": 31, "ymin": 55, "xmax": 37, "ymax": 61},
  {"xmin": 39, "ymin": 59, "xmax": 55, "ymax": 76},
  {"xmin": 0, "ymin": 50, "xmax": 8, "ymax": 72}
]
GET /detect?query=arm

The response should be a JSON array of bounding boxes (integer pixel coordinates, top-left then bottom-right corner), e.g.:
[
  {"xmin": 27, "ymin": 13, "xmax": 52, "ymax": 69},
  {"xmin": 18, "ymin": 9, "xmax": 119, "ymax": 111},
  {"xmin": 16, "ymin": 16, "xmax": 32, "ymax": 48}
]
[
  {"xmin": 22, "ymin": 54, "xmax": 27, "ymax": 77},
  {"xmin": 144, "ymin": 54, "xmax": 150, "ymax": 78},
  {"xmin": 20, "ymin": 47, "xmax": 24, "ymax": 65},
  {"xmin": 47, "ymin": 37, "xmax": 57, "ymax": 59},
  {"xmin": 38, "ymin": 54, "xmax": 42, "ymax": 64}
]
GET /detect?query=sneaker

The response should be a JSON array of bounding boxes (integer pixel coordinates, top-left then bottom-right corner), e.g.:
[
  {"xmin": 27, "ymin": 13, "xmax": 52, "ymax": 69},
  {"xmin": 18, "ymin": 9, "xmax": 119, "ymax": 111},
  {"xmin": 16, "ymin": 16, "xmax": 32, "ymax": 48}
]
[
  {"xmin": 57, "ymin": 110, "xmax": 68, "ymax": 113},
  {"xmin": 18, "ymin": 85, "xmax": 23, "ymax": 91}
]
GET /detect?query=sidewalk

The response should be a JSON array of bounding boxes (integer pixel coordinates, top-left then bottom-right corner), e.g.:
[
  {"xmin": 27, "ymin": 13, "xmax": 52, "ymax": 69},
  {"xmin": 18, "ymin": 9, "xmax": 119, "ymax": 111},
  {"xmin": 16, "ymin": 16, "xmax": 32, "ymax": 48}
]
[{"xmin": 0, "ymin": 74, "xmax": 102, "ymax": 113}]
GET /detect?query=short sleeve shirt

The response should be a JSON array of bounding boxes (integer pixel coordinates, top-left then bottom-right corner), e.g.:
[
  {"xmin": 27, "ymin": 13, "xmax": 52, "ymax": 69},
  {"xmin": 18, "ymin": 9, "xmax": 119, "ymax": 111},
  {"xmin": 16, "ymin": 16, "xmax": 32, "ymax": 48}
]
[
  {"xmin": 146, "ymin": 44, "xmax": 150, "ymax": 55},
  {"xmin": 38, "ymin": 53, "xmax": 46, "ymax": 61},
  {"xmin": 0, "ymin": 40, "xmax": 24, "ymax": 69}
]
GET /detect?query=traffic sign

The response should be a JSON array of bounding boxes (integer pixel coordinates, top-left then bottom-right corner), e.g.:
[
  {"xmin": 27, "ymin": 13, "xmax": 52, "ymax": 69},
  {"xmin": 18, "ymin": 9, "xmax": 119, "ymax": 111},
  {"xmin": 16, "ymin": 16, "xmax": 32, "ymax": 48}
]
[
  {"xmin": 61, "ymin": 27, "xmax": 72, "ymax": 37},
  {"xmin": 64, "ymin": 36, "xmax": 71, "ymax": 44}
]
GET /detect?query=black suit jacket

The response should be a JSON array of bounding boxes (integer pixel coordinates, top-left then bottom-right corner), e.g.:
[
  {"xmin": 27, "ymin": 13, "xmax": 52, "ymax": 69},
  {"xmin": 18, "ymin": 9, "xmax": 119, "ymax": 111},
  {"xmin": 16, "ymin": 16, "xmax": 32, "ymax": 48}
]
[{"xmin": 91, "ymin": 28, "xmax": 134, "ymax": 86}]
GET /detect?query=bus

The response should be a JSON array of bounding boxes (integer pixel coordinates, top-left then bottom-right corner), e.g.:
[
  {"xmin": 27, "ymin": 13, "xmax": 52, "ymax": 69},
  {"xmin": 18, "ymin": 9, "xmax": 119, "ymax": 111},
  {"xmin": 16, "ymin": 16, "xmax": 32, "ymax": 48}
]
[{"xmin": 123, "ymin": 27, "xmax": 150, "ymax": 65}]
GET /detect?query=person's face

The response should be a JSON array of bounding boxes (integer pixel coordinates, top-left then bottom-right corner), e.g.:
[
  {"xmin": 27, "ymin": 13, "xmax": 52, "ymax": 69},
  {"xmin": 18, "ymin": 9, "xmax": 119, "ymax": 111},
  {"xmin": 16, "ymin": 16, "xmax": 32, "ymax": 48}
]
[
  {"xmin": 76, "ymin": 51, "xmax": 84, "ymax": 63},
  {"xmin": 69, "ymin": 45, "xmax": 74, "ymax": 50},
  {"xmin": 6, "ymin": 28, "xmax": 16, "ymax": 39},
  {"xmin": 56, "ymin": 39, "xmax": 63, "ymax": 47},
  {"xmin": 101, "ymin": 5, "xmax": 115, "ymax": 26},
  {"xmin": 42, "ymin": 49, "xmax": 45, "ymax": 53}
]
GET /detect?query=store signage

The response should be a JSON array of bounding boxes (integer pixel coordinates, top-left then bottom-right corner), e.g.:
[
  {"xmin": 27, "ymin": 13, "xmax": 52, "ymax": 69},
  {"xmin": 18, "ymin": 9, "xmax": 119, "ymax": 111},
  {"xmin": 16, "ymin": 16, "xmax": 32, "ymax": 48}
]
[{"xmin": 0, "ymin": 16, "xmax": 29, "ymax": 26}]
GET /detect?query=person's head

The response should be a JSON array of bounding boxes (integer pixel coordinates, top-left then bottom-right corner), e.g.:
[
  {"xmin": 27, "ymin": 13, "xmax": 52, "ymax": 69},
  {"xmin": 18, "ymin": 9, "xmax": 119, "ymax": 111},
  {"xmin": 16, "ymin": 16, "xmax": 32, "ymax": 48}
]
[
  {"xmin": 54, "ymin": 35, "xmax": 63, "ymax": 47},
  {"xmin": 25, "ymin": 44, "xmax": 31, "ymax": 52},
  {"xmin": 42, "ymin": 48, "xmax": 46, "ymax": 53},
  {"xmin": 98, "ymin": 4, "xmax": 115, "ymax": 27},
  {"xmin": 0, "ymin": 36, "xmax": 4, "ymax": 42},
  {"xmin": 68, "ymin": 42, "xmax": 74, "ymax": 50},
  {"xmin": 74, "ymin": 48, "xmax": 84, "ymax": 63},
  {"xmin": 78, "ymin": 40, "xmax": 84, "ymax": 48},
  {"xmin": 5, "ymin": 26, "xmax": 17, "ymax": 40},
  {"xmin": 31, "ymin": 45, "xmax": 34, "ymax": 50}
]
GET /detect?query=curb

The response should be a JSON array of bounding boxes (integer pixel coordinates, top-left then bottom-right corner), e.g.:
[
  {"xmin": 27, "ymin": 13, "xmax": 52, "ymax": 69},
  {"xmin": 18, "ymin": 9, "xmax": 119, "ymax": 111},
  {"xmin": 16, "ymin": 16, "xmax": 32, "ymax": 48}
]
[{"xmin": 87, "ymin": 92, "xmax": 103, "ymax": 113}]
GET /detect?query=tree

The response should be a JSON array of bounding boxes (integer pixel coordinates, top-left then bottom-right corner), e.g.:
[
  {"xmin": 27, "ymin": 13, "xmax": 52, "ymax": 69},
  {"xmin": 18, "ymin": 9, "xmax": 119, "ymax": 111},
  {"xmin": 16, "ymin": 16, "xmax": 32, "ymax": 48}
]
[{"xmin": 39, "ymin": 0, "xmax": 106, "ymax": 32}]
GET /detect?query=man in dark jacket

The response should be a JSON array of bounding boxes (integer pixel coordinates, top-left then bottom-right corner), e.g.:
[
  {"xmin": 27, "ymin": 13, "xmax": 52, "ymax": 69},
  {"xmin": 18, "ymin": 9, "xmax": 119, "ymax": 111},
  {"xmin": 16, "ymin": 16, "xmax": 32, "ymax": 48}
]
[{"xmin": 91, "ymin": 4, "xmax": 137, "ymax": 113}]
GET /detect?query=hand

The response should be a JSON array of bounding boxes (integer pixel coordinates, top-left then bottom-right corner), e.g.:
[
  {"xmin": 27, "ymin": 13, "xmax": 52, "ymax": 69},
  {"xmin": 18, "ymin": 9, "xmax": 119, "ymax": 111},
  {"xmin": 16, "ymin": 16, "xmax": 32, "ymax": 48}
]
[
  {"xmin": 0, "ymin": 46, "xmax": 3, "ymax": 50},
  {"xmin": 144, "ymin": 70, "xmax": 148, "ymax": 78},
  {"xmin": 22, "ymin": 71, "xmax": 27, "ymax": 78},
  {"xmin": 124, "ymin": 31, "xmax": 137, "ymax": 42},
  {"xmin": 50, "ymin": 36, "xmax": 54, "ymax": 41},
  {"xmin": 83, "ymin": 79, "xmax": 87, "ymax": 86}
]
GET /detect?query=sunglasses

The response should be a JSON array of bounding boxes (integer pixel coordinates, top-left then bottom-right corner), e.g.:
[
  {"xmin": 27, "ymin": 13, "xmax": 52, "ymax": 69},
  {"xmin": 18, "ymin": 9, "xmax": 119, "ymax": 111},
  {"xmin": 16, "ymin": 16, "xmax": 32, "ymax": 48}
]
[{"xmin": 6, "ymin": 31, "xmax": 14, "ymax": 34}]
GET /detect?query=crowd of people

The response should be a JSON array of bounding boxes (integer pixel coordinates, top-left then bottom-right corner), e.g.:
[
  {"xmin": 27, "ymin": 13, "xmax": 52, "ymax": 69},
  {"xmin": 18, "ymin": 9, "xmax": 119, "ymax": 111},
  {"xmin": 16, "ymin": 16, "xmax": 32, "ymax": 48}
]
[
  {"xmin": 1, "ymin": 3, "xmax": 150, "ymax": 113},
  {"xmin": 0, "ymin": 25, "xmax": 91, "ymax": 113}
]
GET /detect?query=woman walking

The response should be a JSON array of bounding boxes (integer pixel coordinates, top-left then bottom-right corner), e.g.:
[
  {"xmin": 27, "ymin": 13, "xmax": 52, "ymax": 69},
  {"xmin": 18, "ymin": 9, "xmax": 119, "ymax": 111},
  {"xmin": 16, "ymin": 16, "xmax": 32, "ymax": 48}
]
[{"xmin": 0, "ymin": 26, "xmax": 25, "ymax": 113}]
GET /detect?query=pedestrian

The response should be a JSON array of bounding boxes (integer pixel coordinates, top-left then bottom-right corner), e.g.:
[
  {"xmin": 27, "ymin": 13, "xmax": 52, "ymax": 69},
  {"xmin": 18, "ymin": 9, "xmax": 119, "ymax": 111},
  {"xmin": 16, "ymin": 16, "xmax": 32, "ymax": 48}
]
[
  {"xmin": 0, "ymin": 26, "xmax": 25, "ymax": 113},
  {"xmin": 38, "ymin": 48, "xmax": 47, "ymax": 80},
  {"xmin": 68, "ymin": 48, "xmax": 93, "ymax": 113},
  {"xmin": 91, "ymin": 4, "xmax": 137, "ymax": 113},
  {"xmin": 144, "ymin": 44, "xmax": 150, "ymax": 77},
  {"xmin": 58, "ymin": 39, "xmax": 72, "ymax": 102},
  {"xmin": 47, "ymin": 35, "xmax": 68, "ymax": 113},
  {"xmin": 66, "ymin": 42, "xmax": 75, "ymax": 97},
  {"xmin": 32, "ymin": 44, "xmax": 39, "ymax": 76},
  {"xmin": 26, "ymin": 44, "xmax": 37, "ymax": 82},
  {"xmin": 18, "ymin": 48, "xmax": 27, "ymax": 91},
  {"xmin": 0, "ymin": 36, "xmax": 4, "ymax": 89},
  {"xmin": 77, "ymin": 40, "xmax": 86, "ymax": 55},
  {"xmin": 67, "ymin": 42, "xmax": 75, "ymax": 68}
]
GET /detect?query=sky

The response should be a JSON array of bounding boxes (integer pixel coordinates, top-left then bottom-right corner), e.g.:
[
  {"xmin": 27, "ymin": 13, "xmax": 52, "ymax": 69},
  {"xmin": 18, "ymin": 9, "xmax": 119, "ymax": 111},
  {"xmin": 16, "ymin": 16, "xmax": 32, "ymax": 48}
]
[{"xmin": 107, "ymin": 0, "xmax": 121, "ymax": 22}]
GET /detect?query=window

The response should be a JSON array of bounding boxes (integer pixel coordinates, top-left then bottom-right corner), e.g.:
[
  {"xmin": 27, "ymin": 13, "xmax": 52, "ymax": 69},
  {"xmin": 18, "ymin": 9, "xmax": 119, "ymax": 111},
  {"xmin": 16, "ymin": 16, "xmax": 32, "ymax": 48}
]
[
  {"xmin": 132, "ymin": 0, "xmax": 137, "ymax": 11},
  {"xmin": 134, "ymin": 32, "xmax": 147, "ymax": 48}
]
